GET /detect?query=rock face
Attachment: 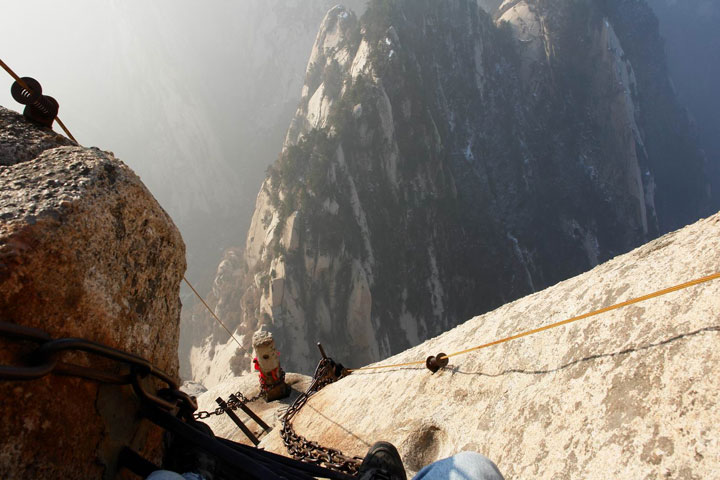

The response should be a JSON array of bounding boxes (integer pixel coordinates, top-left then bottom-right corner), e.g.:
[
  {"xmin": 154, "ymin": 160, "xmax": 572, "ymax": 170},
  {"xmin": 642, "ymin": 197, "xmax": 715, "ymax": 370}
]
[
  {"xmin": 257, "ymin": 211, "xmax": 720, "ymax": 478},
  {"xmin": 174, "ymin": 0, "xmax": 369, "ymax": 381},
  {"xmin": 476, "ymin": 0, "xmax": 503, "ymax": 15},
  {"xmin": 190, "ymin": 0, "xmax": 711, "ymax": 382},
  {"xmin": 0, "ymin": 107, "xmax": 186, "ymax": 479}
]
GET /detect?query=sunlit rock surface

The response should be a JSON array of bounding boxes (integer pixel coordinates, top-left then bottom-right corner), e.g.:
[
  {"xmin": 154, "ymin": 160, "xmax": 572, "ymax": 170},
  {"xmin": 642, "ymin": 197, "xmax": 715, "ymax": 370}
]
[
  {"xmin": 257, "ymin": 211, "xmax": 720, "ymax": 478},
  {"xmin": 0, "ymin": 106, "xmax": 185, "ymax": 479}
]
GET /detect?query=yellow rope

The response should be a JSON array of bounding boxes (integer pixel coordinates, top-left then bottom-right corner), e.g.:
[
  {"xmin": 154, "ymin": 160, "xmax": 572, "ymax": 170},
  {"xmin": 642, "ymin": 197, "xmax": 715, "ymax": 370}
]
[
  {"xmin": 350, "ymin": 271, "xmax": 720, "ymax": 372},
  {"xmin": 0, "ymin": 57, "xmax": 78, "ymax": 143},
  {"xmin": 183, "ymin": 276, "xmax": 249, "ymax": 355},
  {"xmin": 54, "ymin": 117, "xmax": 77, "ymax": 143}
]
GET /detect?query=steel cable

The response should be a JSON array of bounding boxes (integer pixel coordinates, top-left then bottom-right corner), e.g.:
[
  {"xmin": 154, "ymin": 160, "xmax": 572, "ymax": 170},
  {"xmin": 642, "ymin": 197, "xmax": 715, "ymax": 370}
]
[{"xmin": 350, "ymin": 271, "xmax": 720, "ymax": 371}]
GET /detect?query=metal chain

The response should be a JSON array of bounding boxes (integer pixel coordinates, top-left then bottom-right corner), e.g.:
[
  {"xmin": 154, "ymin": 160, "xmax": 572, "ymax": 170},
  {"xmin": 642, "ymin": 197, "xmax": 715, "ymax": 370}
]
[
  {"xmin": 280, "ymin": 358, "xmax": 362, "ymax": 476},
  {"xmin": 191, "ymin": 367, "xmax": 289, "ymax": 420},
  {"xmin": 192, "ymin": 390, "xmax": 265, "ymax": 420},
  {"xmin": 260, "ymin": 367, "xmax": 287, "ymax": 394},
  {"xmin": 1, "ymin": 322, "xmax": 358, "ymax": 479},
  {"xmin": 0, "ymin": 321, "xmax": 197, "ymax": 415}
]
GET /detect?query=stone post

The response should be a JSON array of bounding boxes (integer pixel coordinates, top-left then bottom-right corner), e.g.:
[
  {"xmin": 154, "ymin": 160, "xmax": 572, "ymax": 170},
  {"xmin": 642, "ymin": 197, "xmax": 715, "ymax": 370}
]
[{"xmin": 252, "ymin": 329, "xmax": 290, "ymax": 401}]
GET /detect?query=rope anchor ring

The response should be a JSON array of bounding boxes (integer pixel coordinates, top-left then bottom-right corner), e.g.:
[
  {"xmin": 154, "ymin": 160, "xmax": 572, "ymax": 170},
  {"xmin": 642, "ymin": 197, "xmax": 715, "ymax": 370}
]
[
  {"xmin": 425, "ymin": 352, "xmax": 449, "ymax": 373},
  {"xmin": 11, "ymin": 76, "xmax": 59, "ymax": 128}
]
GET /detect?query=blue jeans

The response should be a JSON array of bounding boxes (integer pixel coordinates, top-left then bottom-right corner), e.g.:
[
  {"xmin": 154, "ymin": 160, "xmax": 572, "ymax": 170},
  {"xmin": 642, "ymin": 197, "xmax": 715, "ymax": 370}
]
[
  {"xmin": 147, "ymin": 451, "xmax": 504, "ymax": 480},
  {"xmin": 413, "ymin": 452, "xmax": 504, "ymax": 480},
  {"xmin": 146, "ymin": 472, "xmax": 204, "ymax": 480}
]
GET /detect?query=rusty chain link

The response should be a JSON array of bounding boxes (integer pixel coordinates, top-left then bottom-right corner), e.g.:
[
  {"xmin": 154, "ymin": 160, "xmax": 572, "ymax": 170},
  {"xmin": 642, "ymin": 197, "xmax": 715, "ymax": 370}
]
[
  {"xmin": 280, "ymin": 357, "xmax": 363, "ymax": 476},
  {"xmin": 260, "ymin": 367, "xmax": 287, "ymax": 393},
  {"xmin": 193, "ymin": 390, "xmax": 265, "ymax": 419}
]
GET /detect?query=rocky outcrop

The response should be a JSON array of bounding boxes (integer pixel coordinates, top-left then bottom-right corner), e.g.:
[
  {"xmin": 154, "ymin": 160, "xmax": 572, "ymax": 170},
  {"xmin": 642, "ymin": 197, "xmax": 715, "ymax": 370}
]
[
  {"xmin": 253, "ymin": 211, "xmax": 720, "ymax": 478},
  {"xmin": 0, "ymin": 107, "xmax": 186, "ymax": 479},
  {"xmin": 191, "ymin": 0, "xmax": 711, "ymax": 381},
  {"xmin": 0, "ymin": 108, "xmax": 76, "ymax": 165}
]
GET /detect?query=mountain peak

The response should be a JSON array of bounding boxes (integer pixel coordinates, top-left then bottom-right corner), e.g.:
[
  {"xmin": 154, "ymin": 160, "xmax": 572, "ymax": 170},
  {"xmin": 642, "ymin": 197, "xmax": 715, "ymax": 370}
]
[
  {"xmin": 286, "ymin": 5, "xmax": 360, "ymax": 146},
  {"xmin": 190, "ymin": 0, "xmax": 711, "ymax": 382}
]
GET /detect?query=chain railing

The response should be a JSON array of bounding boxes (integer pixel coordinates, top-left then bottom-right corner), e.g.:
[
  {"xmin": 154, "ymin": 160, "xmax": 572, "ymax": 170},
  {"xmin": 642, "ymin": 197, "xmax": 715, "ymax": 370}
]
[
  {"xmin": 193, "ymin": 390, "xmax": 264, "ymax": 419},
  {"xmin": 280, "ymin": 352, "xmax": 363, "ymax": 476}
]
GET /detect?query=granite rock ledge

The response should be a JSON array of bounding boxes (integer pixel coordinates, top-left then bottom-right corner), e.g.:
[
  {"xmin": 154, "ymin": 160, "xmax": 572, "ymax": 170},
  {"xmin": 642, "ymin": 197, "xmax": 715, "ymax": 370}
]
[{"xmin": 0, "ymin": 106, "xmax": 186, "ymax": 479}]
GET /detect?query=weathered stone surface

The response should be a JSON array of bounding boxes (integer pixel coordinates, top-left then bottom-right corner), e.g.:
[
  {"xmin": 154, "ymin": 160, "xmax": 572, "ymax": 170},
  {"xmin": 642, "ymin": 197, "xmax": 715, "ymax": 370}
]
[
  {"xmin": 0, "ymin": 107, "xmax": 75, "ymax": 167},
  {"xmin": 253, "ymin": 329, "xmax": 280, "ymax": 373},
  {"xmin": 258, "ymin": 212, "xmax": 720, "ymax": 478},
  {"xmin": 181, "ymin": 380, "xmax": 208, "ymax": 398},
  {"xmin": 0, "ymin": 106, "xmax": 186, "ymax": 479}
]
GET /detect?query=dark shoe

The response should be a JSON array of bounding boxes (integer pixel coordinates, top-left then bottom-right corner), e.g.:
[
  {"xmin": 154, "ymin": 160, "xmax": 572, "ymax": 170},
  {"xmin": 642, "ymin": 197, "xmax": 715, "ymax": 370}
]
[{"xmin": 358, "ymin": 441, "xmax": 407, "ymax": 480}]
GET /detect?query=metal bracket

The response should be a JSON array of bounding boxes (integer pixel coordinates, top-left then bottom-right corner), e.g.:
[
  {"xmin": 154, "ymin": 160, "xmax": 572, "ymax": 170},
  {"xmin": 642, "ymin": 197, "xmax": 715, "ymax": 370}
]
[
  {"xmin": 216, "ymin": 395, "xmax": 272, "ymax": 447},
  {"xmin": 425, "ymin": 352, "xmax": 449, "ymax": 373},
  {"xmin": 11, "ymin": 77, "xmax": 59, "ymax": 127}
]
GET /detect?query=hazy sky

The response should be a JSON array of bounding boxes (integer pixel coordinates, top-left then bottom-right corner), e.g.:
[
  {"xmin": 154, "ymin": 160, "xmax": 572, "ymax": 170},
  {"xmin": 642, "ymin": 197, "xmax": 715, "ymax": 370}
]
[
  {"xmin": 1, "ymin": 1, "xmax": 271, "ymax": 159},
  {"xmin": 1, "ymin": 1, "xmax": 358, "ymax": 284},
  {"xmin": 0, "ymin": 0, "xmax": 364, "ymax": 162}
]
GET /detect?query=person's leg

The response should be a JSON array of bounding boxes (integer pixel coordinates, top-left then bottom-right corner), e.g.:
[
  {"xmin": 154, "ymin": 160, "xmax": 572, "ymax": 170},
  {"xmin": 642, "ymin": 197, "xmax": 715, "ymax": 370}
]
[
  {"xmin": 146, "ymin": 472, "xmax": 185, "ymax": 480},
  {"xmin": 146, "ymin": 471, "xmax": 205, "ymax": 480},
  {"xmin": 412, "ymin": 451, "xmax": 504, "ymax": 480}
]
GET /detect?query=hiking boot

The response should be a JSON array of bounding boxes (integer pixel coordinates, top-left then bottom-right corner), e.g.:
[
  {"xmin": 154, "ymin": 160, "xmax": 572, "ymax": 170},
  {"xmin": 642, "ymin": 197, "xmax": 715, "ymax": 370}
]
[{"xmin": 358, "ymin": 441, "xmax": 407, "ymax": 480}]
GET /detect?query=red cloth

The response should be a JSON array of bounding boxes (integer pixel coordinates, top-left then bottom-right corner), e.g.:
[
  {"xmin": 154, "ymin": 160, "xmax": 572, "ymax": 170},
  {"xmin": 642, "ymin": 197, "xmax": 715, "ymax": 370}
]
[
  {"xmin": 253, "ymin": 357, "xmax": 267, "ymax": 382},
  {"xmin": 254, "ymin": 356, "xmax": 281, "ymax": 384}
]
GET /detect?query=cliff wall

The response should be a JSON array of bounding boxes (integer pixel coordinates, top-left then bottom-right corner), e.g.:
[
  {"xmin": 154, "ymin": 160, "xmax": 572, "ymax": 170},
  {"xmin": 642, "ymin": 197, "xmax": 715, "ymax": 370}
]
[
  {"xmin": 0, "ymin": 107, "xmax": 186, "ymax": 479},
  {"xmin": 190, "ymin": 0, "xmax": 711, "ymax": 382}
]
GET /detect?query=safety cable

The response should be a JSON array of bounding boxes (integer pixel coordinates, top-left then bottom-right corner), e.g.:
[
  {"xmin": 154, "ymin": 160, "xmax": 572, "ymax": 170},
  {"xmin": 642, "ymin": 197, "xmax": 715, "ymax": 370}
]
[
  {"xmin": 350, "ymin": 270, "xmax": 720, "ymax": 371},
  {"xmin": 182, "ymin": 276, "xmax": 250, "ymax": 356},
  {"xmin": 0, "ymin": 57, "xmax": 78, "ymax": 143}
]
